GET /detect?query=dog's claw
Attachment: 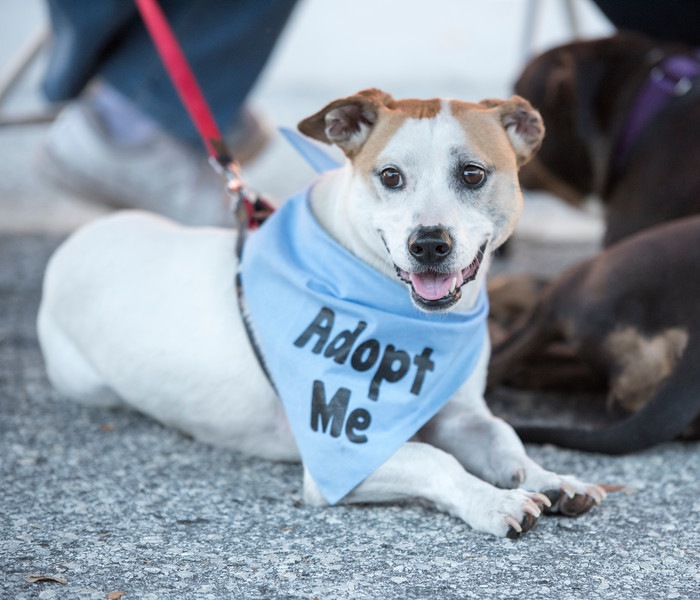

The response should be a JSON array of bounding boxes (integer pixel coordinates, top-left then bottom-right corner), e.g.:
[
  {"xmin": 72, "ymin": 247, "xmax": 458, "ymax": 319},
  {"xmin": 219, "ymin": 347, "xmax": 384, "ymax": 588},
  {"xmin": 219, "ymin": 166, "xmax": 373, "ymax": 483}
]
[
  {"xmin": 505, "ymin": 515, "xmax": 523, "ymax": 538},
  {"xmin": 561, "ymin": 482, "xmax": 577, "ymax": 499},
  {"xmin": 523, "ymin": 501, "xmax": 542, "ymax": 519},
  {"xmin": 590, "ymin": 485, "xmax": 608, "ymax": 504},
  {"xmin": 532, "ymin": 492, "xmax": 552, "ymax": 509},
  {"xmin": 504, "ymin": 506, "xmax": 540, "ymax": 539}
]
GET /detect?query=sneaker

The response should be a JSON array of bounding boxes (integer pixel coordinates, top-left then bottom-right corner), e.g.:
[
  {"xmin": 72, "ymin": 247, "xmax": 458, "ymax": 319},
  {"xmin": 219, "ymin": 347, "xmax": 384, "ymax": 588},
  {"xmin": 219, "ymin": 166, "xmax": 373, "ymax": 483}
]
[{"xmin": 37, "ymin": 95, "xmax": 270, "ymax": 227}]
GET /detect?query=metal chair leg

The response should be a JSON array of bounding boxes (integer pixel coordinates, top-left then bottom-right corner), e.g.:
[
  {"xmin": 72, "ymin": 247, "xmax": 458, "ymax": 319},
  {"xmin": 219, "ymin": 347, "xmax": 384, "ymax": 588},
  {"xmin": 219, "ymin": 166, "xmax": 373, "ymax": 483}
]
[{"xmin": 0, "ymin": 26, "xmax": 61, "ymax": 127}]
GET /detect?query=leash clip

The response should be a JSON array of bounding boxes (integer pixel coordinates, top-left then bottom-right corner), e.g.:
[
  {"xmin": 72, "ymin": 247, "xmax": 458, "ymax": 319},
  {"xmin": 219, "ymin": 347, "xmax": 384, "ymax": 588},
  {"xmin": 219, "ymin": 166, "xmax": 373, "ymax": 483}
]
[{"xmin": 208, "ymin": 139, "xmax": 274, "ymax": 231}]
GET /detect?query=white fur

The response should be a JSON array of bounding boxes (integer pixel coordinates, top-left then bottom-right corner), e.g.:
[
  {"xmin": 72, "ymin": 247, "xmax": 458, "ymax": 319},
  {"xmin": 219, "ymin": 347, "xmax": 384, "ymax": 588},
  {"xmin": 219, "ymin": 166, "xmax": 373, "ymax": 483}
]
[{"xmin": 38, "ymin": 96, "xmax": 605, "ymax": 538}]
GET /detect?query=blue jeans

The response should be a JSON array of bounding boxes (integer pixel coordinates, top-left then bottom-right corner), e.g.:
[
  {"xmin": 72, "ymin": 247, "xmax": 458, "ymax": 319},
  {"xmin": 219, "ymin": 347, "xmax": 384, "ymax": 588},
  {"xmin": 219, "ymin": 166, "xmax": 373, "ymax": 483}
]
[{"xmin": 42, "ymin": 0, "xmax": 299, "ymax": 146}]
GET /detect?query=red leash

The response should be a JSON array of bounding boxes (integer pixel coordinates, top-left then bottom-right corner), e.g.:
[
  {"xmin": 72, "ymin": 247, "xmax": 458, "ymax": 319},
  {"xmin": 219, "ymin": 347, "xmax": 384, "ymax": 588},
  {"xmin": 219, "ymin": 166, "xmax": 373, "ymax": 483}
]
[{"xmin": 133, "ymin": 0, "xmax": 273, "ymax": 234}]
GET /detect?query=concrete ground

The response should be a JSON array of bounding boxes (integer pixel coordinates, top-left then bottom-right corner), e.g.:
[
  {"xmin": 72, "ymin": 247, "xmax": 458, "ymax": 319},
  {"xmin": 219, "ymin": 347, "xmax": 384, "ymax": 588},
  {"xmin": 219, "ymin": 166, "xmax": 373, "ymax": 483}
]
[{"xmin": 1, "ymin": 1, "xmax": 698, "ymax": 599}]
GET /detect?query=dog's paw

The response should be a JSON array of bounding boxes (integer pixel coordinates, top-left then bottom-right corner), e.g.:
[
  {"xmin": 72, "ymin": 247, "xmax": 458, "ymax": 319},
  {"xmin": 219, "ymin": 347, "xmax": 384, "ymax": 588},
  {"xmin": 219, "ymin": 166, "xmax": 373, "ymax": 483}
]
[
  {"xmin": 474, "ymin": 489, "xmax": 551, "ymax": 538},
  {"xmin": 539, "ymin": 475, "xmax": 607, "ymax": 517},
  {"xmin": 522, "ymin": 471, "xmax": 606, "ymax": 517}
]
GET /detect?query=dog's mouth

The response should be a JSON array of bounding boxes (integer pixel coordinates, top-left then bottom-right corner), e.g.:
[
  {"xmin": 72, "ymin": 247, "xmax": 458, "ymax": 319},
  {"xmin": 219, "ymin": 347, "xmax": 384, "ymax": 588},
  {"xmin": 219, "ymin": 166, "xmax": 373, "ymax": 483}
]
[{"xmin": 395, "ymin": 242, "xmax": 487, "ymax": 310}]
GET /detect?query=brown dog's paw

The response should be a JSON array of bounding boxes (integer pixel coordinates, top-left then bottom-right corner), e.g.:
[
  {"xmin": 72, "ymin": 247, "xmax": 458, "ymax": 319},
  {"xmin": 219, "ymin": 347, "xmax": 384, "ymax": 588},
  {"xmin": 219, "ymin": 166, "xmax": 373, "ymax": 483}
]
[{"xmin": 519, "ymin": 472, "xmax": 606, "ymax": 518}]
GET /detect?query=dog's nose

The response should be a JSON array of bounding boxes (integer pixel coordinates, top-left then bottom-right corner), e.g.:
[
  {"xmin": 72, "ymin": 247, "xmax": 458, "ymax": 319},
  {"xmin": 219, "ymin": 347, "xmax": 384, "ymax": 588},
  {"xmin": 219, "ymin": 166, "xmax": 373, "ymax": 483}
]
[{"xmin": 407, "ymin": 227, "xmax": 453, "ymax": 265}]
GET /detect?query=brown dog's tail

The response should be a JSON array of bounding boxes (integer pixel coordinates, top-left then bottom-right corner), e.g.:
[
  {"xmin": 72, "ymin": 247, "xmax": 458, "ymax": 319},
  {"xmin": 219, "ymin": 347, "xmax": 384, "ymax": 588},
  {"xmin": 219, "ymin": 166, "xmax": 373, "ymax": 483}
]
[{"xmin": 515, "ymin": 336, "xmax": 700, "ymax": 454}]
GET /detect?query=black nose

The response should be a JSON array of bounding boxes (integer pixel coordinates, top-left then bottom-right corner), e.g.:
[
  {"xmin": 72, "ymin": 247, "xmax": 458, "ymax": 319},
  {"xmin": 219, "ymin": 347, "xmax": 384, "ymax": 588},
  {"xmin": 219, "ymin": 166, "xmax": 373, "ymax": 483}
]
[{"xmin": 407, "ymin": 226, "xmax": 453, "ymax": 265}]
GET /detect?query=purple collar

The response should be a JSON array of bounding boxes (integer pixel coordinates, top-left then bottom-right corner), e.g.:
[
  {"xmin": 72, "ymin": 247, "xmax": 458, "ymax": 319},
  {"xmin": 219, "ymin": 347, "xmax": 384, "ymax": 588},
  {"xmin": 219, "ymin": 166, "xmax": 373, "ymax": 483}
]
[{"xmin": 615, "ymin": 49, "xmax": 700, "ymax": 167}]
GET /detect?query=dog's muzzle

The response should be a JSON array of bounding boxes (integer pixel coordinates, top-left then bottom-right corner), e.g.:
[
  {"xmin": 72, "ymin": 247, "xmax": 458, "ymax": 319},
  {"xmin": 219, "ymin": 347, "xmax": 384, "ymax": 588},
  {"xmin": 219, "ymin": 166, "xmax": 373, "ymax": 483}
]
[{"xmin": 396, "ymin": 237, "xmax": 487, "ymax": 311}]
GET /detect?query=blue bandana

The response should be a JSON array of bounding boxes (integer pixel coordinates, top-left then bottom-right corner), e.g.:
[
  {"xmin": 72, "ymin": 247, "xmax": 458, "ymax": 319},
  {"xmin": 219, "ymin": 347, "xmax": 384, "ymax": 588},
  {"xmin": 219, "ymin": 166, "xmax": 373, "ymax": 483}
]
[{"xmin": 239, "ymin": 189, "xmax": 488, "ymax": 505}]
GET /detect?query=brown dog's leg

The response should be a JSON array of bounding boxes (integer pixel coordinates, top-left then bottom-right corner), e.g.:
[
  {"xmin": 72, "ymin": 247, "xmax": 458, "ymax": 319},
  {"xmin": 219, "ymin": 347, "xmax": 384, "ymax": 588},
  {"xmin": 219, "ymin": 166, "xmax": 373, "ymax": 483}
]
[{"xmin": 488, "ymin": 298, "xmax": 560, "ymax": 388}]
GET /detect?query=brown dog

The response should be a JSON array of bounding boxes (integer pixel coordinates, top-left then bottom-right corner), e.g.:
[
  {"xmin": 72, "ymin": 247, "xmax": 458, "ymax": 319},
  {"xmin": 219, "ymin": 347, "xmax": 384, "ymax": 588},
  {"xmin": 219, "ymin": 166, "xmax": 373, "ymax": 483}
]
[
  {"xmin": 489, "ymin": 216, "xmax": 700, "ymax": 453},
  {"xmin": 514, "ymin": 32, "xmax": 700, "ymax": 246}
]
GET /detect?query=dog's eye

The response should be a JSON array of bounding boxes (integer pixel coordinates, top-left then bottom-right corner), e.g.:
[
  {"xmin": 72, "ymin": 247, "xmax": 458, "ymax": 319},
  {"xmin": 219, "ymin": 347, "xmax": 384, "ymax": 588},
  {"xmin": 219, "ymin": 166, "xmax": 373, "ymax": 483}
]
[
  {"xmin": 379, "ymin": 167, "xmax": 403, "ymax": 189},
  {"xmin": 462, "ymin": 165, "xmax": 486, "ymax": 187}
]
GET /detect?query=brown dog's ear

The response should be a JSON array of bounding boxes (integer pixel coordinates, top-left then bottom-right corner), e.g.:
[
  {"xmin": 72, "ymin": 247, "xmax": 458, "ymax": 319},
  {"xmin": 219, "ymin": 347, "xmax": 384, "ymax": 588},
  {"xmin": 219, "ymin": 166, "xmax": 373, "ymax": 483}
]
[
  {"xmin": 298, "ymin": 89, "xmax": 394, "ymax": 157},
  {"xmin": 481, "ymin": 96, "xmax": 545, "ymax": 167}
]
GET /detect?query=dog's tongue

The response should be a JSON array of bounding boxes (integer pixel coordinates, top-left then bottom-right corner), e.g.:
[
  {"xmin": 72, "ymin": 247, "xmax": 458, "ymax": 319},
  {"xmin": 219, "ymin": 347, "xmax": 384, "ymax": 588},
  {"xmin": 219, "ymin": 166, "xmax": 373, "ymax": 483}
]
[{"xmin": 409, "ymin": 271, "xmax": 462, "ymax": 301}]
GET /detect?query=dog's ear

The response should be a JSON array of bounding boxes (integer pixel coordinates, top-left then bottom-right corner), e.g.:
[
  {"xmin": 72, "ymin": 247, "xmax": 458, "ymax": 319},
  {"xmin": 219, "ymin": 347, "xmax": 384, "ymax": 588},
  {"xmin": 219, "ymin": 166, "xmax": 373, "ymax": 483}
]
[
  {"xmin": 481, "ymin": 96, "xmax": 545, "ymax": 167},
  {"xmin": 298, "ymin": 89, "xmax": 394, "ymax": 157}
]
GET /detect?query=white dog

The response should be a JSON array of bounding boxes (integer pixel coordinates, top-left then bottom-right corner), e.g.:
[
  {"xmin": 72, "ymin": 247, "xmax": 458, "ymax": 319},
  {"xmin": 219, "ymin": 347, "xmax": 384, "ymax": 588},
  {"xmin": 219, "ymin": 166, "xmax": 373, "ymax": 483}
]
[{"xmin": 38, "ymin": 89, "xmax": 605, "ymax": 538}]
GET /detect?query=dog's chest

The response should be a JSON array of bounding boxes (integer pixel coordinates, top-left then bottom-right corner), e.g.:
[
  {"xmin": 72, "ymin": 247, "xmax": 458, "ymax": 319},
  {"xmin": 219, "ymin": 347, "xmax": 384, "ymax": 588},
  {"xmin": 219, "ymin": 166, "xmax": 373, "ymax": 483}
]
[{"xmin": 238, "ymin": 189, "xmax": 489, "ymax": 504}]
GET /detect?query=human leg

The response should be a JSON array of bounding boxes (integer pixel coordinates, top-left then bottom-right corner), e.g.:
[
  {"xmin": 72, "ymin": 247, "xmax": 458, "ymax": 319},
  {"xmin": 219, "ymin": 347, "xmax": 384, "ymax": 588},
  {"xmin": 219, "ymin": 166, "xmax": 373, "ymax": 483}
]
[{"xmin": 38, "ymin": 0, "xmax": 299, "ymax": 225}]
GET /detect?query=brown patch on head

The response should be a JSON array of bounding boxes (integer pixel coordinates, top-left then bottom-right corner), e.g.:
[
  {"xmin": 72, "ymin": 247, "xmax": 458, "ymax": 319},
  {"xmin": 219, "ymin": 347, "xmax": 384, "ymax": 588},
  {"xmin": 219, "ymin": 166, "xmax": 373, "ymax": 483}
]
[
  {"xmin": 345, "ymin": 95, "xmax": 444, "ymax": 178},
  {"xmin": 605, "ymin": 327, "xmax": 689, "ymax": 413},
  {"xmin": 350, "ymin": 107, "xmax": 440, "ymax": 178},
  {"xmin": 298, "ymin": 91, "xmax": 543, "ymax": 231},
  {"xmin": 382, "ymin": 97, "xmax": 442, "ymax": 119},
  {"xmin": 447, "ymin": 102, "xmax": 519, "ymax": 178},
  {"xmin": 298, "ymin": 91, "xmax": 543, "ymax": 174},
  {"xmin": 353, "ymin": 97, "xmax": 542, "ymax": 186},
  {"xmin": 297, "ymin": 89, "xmax": 442, "ymax": 160}
]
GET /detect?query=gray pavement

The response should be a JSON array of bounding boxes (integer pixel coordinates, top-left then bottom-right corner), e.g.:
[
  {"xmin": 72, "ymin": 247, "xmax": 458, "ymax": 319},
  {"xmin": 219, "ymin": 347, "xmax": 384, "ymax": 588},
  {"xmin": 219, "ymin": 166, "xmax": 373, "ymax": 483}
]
[{"xmin": 1, "ymin": 2, "xmax": 699, "ymax": 599}]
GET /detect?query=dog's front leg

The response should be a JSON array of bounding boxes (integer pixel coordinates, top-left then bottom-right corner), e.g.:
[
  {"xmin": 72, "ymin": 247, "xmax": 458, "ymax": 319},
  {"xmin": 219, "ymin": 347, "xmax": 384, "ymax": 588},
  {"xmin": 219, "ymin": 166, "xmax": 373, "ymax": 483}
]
[
  {"xmin": 303, "ymin": 442, "xmax": 550, "ymax": 538},
  {"xmin": 420, "ymin": 396, "xmax": 606, "ymax": 517}
]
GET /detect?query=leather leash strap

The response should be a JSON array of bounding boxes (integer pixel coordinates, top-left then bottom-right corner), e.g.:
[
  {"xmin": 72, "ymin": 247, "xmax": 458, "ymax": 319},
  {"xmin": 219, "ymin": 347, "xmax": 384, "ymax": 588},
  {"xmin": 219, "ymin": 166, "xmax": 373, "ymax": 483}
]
[
  {"xmin": 134, "ymin": 0, "xmax": 276, "ymax": 386},
  {"xmin": 133, "ymin": 0, "xmax": 274, "ymax": 240}
]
